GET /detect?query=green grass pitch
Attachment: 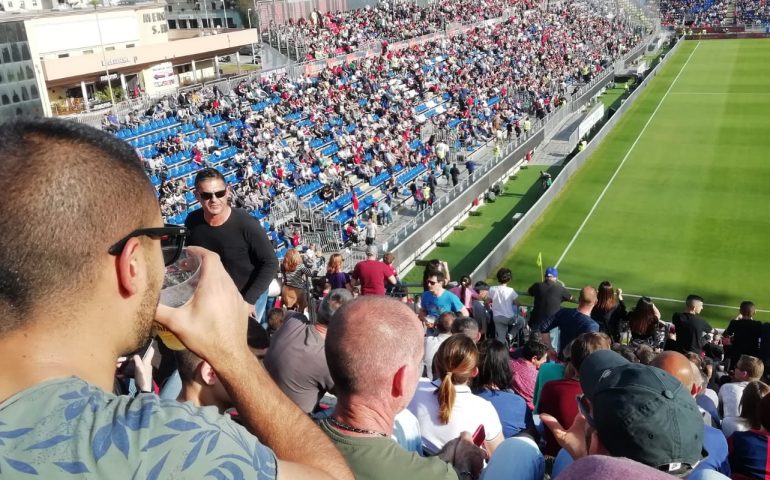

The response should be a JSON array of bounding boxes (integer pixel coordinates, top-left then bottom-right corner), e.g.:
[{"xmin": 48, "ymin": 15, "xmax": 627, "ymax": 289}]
[{"xmin": 473, "ymin": 40, "xmax": 770, "ymax": 327}]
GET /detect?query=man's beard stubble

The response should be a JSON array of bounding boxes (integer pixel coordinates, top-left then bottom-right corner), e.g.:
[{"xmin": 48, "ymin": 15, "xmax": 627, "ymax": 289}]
[{"xmin": 127, "ymin": 263, "xmax": 162, "ymax": 352}]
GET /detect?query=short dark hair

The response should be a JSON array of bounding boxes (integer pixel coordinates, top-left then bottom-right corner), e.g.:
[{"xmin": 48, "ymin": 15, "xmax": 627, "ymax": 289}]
[
  {"xmin": 522, "ymin": 340, "xmax": 548, "ymax": 361},
  {"xmin": 437, "ymin": 312, "xmax": 455, "ymax": 334},
  {"xmin": 570, "ymin": 332, "xmax": 611, "ymax": 370},
  {"xmin": 686, "ymin": 294, "xmax": 704, "ymax": 308},
  {"xmin": 635, "ymin": 344, "xmax": 656, "ymax": 365},
  {"xmin": 612, "ymin": 343, "xmax": 638, "ymax": 363},
  {"xmin": 175, "ymin": 349, "xmax": 203, "ymax": 383},
  {"xmin": 472, "ymin": 339, "xmax": 513, "ymax": 392},
  {"xmin": 194, "ymin": 167, "xmax": 225, "ymax": 189},
  {"xmin": 496, "ymin": 268, "xmax": 512, "ymax": 284},
  {"xmin": 247, "ymin": 320, "xmax": 270, "ymax": 350},
  {"xmin": 740, "ymin": 301, "xmax": 756, "ymax": 319},
  {"xmin": 427, "ymin": 271, "xmax": 445, "ymax": 283},
  {"xmin": 451, "ymin": 316, "xmax": 479, "ymax": 338},
  {"xmin": 0, "ymin": 118, "xmax": 157, "ymax": 333}
]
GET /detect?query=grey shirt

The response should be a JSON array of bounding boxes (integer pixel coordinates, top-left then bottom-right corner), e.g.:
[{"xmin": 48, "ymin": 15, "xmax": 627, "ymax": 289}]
[{"xmin": 263, "ymin": 316, "xmax": 334, "ymax": 413}]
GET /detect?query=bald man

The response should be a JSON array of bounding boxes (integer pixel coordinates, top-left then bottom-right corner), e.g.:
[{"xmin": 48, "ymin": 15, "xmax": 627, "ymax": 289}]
[
  {"xmin": 320, "ymin": 296, "xmax": 484, "ymax": 479},
  {"xmin": 540, "ymin": 286, "xmax": 600, "ymax": 355},
  {"xmin": 651, "ymin": 351, "xmax": 731, "ymax": 477},
  {"xmin": 651, "ymin": 351, "xmax": 700, "ymax": 396},
  {"xmin": 321, "ymin": 297, "xmax": 545, "ymax": 480}
]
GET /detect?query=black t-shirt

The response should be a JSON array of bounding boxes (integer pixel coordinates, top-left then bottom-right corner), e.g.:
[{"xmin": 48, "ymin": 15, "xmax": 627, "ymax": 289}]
[
  {"xmin": 724, "ymin": 319, "xmax": 762, "ymax": 360},
  {"xmin": 759, "ymin": 323, "xmax": 770, "ymax": 361},
  {"xmin": 527, "ymin": 281, "xmax": 572, "ymax": 329},
  {"xmin": 185, "ymin": 208, "xmax": 279, "ymax": 304},
  {"xmin": 671, "ymin": 312, "xmax": 713, "ymax": 354}
]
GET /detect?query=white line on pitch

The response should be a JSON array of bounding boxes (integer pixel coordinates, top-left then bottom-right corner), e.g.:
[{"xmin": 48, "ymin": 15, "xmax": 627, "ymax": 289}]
[
  {"xmin": 670, "ymin": 92, "xmax": 770, "ymax": 95},
  {"xmin": 554, "ymin": 42, "xmax": 701, "ymax": 268},
  {"xmin": 562, "ymin": 286, "xmax": 770, "ymax": 313}
]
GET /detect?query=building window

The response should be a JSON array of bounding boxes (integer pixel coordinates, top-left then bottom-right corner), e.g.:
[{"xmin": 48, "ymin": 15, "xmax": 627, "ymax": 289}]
[
  {"xmin": 58, "ymin": 53, "xmax": 69, "ymax": 58},
  {"xmin": 167, "ymin": 4, "xmax": 172, "ymax": 11},
  {"xmin": 211, "ymin": 1, "xmax": 215, "ymax": 10},
  {"xmin": 31, "ymin": 0, "xmax": 36, "ymax": 5},
  {"xmin": 168, "ymin": 19, "xmax": 177, "ymax": 29},
  {"xmin": 189, "ymin": 19, "xmax": 198, "ymax": 28},
  {"xmin": 105, "ymin": 46, "xmax": 115, "ymax": 51},
  {"xmin": 19, "ymin": 1, "xmax": 24, "ymax": 7},
  {"xmin": 126, "ymin": 43, "xmax": 135, "ymax": 48},
  {"xmin": 83, "ymin": 49, "xmax": 93, "ymax": 54},
  {"xmin": 7, "ymin": 1, "xmax": 12, "ymax": 7}
]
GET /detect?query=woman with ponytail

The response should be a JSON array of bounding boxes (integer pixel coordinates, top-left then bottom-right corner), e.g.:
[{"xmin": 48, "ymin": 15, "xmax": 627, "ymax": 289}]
[{"xmin": 408, "ymin": 334, "xmax": 504, "ymax": 455}]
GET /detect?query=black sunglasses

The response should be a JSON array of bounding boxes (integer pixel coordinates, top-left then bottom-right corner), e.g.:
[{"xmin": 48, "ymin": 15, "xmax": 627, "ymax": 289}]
[
  {"xmin": 108, "ymin": 224, "xmax": 188, "ymax": 266},
  {"xmin": 198, "ymin": 189, "xmax": 227, "ymax": 201}
]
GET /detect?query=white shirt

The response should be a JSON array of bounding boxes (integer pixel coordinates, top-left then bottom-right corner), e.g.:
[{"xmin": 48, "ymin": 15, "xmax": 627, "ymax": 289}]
[
  {"xmin": 719, "ymin": 381, "xmax": 748, "ymax": 418},
  {"xmin": 721, "ymin": 416, "xmax": 751, "ymax": 439},
  {"xmin": 423, "ymin": 333, "xmax": 451, "ymax": 378},
  {"xmin": 407, "ymin": 379, "xmax": 503, "ymax": 454},
  {"xmin": 365, "ymin": 222, "xmax": 377, "ymax": 239},
  {"xmin": 393, "ymin": 409, "xmax": 422, "ymax": 454},
  {"xmin": 488, "ymin": 285, "xmax": 518, "ymax": 318}
]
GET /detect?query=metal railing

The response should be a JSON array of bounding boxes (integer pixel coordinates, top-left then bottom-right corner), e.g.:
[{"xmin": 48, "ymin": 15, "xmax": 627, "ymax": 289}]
[
  {"xmin": 383, "ymin": 66, "xmax": 620, "ymax": 267},
  {"xmin": 470, "ymin": 37, "xmax": 683, "ymax": 281}
]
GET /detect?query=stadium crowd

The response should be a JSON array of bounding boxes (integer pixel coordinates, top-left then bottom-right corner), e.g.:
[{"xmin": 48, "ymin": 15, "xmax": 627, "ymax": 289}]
[
  {"xmin": 660, "ymin": 0, "xmax": 729, "ymax": 27},
  {"xmin": 7, "ymin": 111, "xmax": 770, "ymax": 479},
  {"xmin": 109, "ymin": 0, "xmax": 640, "ymax": 258},
  {"xmin": 736, "ymin": 0, "xmax": 770, "ymax": 26},
  {"xmin": 270, "ymin": 0, "xmax": 538, "ymax": 60}
]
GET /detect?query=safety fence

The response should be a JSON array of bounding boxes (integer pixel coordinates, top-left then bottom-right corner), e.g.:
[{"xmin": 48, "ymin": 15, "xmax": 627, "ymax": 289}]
[
  {"xmin": 385, "ymin": 65, "xmax": 627, "ymax": 273},
  {"xmin": 469, "ymin": 37, "xmax": 683, "ymax": 281}
]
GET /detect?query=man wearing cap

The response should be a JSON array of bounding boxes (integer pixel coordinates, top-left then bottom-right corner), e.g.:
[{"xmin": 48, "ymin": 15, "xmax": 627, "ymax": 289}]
[
  {"xmin": 651, "ymin": 352, "xmax": 731, "ymax": 476},
  {"xmin": 352, "ymin": 245, "xmax": 397, "ymax": 296},
  {"xmin": 539, "ymin": 286, "xmax": 599, "ymax": 356},
  {"xmin": 527, "ymin": 267, "xmax": 574, "ymax": 332},
  {"xmin": 263, "ymin": 289, "xmax": 353, "ymax": 413},
  {"xmin": 543, "ymin": 349, "xmax": 729, "ymax": 479}
]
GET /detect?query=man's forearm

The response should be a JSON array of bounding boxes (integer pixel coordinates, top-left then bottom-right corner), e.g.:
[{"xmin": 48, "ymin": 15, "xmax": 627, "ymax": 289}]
[{"xmin": 215, "ymin": 349, "xmax": 354, "ymax": 480}]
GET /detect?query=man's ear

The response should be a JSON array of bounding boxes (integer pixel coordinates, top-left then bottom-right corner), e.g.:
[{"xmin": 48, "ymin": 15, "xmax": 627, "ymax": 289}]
[
  {"xmin": 392, "ymin": 365, "xmax": 408, "ymax": 398},
  {"xmin": 199, "ymin": 361, "xmax": 218, "ymax": 386},
  {"xmin": 116, "ymin": 237, "xmax": 143, "ymax": 297}
]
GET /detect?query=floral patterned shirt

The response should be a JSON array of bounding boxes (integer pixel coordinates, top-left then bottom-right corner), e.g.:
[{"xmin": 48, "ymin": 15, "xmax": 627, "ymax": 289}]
[{"xmin": 0, "ymin": 377, "xmax": 276, "ymax": 479}]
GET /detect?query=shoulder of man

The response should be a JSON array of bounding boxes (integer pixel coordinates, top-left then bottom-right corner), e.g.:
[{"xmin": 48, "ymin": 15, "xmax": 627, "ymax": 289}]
[
  {"xmin": 184, "ymin": 208, "xmax": 204, "ymax": 227},
  {"xmin": 0, "ymin": 378, "xmax": 276, "ymax": 478}
]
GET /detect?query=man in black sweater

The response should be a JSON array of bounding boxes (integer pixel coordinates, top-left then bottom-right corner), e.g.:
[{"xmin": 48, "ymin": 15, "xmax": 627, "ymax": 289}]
[
  {"xmin": 186, "ymin": 168, "xmax": 278, "ymax": 322},
  {"xmin": 671, "ymin": 294, "xmax": 714, "ymax": 355}
]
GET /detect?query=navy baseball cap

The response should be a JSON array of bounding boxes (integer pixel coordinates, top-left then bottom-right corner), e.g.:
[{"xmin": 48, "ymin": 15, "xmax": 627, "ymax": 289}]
[
  {"xmin": 545, "ymin": 267, "xmax": 558, "ymax": 278},
  {"xmin": 579, "ymin": 350, "xmax": 706, "ymax": 474}
]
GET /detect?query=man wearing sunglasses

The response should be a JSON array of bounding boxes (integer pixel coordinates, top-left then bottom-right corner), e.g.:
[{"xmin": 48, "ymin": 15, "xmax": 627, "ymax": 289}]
[
  {"xmin": 185, "ymin": 168, "xmax": 278, "ymax": 324},
  {"xmin": 0, "ymin": 119, "xmax": 352, "ymax": 480}
]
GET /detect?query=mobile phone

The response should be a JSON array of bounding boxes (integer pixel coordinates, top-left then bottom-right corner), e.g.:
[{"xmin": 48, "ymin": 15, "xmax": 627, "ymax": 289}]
[
  {"xmin": 472, "ymin": 424, "xmax": 485, "ymax": 447},
  {"xmin": 118, "ymin": 340, "xmax": 154, "ymax": 377}
]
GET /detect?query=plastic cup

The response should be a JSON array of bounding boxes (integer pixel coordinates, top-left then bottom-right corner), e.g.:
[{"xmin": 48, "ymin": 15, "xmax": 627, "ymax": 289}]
[{"xmin": 154, "ymin": 247, "xmax": 201, "ymax": 351}]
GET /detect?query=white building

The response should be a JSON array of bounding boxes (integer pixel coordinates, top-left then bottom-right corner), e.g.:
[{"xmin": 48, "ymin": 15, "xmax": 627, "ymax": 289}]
[{"xmin": 0, "ymin": 3, "xmax": 258, "ymax": 119}]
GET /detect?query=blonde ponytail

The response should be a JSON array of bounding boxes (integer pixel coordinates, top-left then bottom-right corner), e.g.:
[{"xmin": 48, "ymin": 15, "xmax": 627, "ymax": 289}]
[{"xmin": 437, "ymin": 371, "xmax": 455, "ymax": 424}]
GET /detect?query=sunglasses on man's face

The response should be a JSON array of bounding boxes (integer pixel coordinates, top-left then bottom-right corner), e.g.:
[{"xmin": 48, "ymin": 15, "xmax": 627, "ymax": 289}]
[
  {"xmin": 198, "ymin": 189, "xmax": 227, "ymax": 201},
  {"xmin": 427, "ymin": 280, "xmax": 438, "ymax": 286},
  {"xmin": 108, "ymin": 224, "xmax": 187, "ymax": 267}
]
